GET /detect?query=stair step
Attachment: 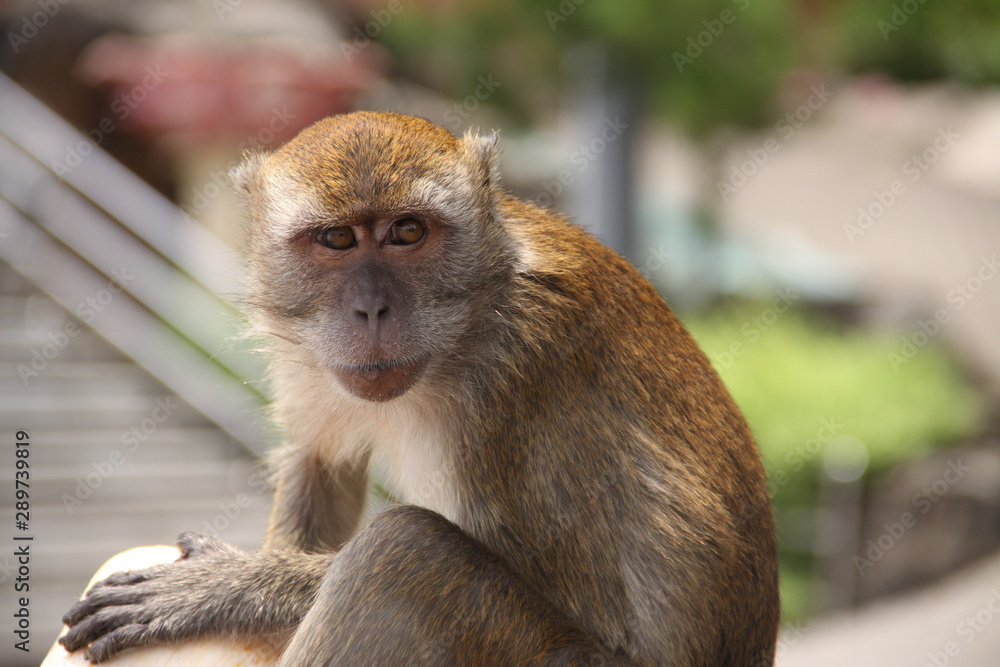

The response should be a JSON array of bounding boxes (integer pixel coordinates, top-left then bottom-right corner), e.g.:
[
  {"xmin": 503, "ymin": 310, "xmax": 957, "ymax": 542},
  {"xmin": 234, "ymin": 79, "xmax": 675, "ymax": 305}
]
[
  {"xmin": 2, "ymin": 457, "xmax": 265, "ymax": 506},
  {"xmin": 0, "ymin": 327, "xmax": 131, "ymax": 363},
  {"xmin": 0, "ymin": 361, "xmax": 167, "ymax": 395},
  {"xmin": 4, "ymin": 427, "xmax": 244, "ymax": 466},
  {"xmin": 1, "ymin": 493, "xmax": 271, "ymax": 579},
  {"xmin": 0, "ymin": 393, "xmax": 215, "ymax": 429}
]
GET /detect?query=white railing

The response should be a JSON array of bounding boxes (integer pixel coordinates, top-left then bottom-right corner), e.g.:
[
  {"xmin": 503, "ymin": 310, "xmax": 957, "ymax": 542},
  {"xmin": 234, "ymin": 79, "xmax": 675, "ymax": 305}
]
[{"xmin": 0, "ymin": 72, "xmax": 270, "ymax": 455}]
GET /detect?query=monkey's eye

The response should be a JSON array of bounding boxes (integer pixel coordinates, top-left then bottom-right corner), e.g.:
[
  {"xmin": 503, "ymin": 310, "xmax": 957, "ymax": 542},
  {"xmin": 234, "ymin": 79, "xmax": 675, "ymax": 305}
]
[
  {"xmin": 315, "ymin": 227, "xmax": 356, "ymax": 250},
  {"xmin": 387, "ymin": 219, "xmax": 425, "ymax": 245}
]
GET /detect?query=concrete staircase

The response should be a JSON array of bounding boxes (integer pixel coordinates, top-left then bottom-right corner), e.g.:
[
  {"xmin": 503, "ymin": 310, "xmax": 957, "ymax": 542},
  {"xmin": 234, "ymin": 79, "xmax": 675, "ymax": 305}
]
[{"xmin": 0, "ymin": 261, "xmax": 272, "ymax": 665}]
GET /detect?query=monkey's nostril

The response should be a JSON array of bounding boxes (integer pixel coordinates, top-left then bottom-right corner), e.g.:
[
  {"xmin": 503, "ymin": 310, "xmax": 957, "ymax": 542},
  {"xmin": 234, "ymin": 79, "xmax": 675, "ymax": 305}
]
[{"xmin": 355, "ymin": 306, "xmax": 390, "ymax": 323}]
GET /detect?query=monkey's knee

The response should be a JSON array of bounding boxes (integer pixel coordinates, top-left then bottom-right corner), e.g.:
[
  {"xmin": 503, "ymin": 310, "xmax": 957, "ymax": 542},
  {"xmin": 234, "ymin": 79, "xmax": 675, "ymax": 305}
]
[
  {"xmin": 332, "ymin": 505, "xmax": 471, "ymax": 586},
  {"xmin": 351, "ymin": 505, "xmax": 462, "ymax": 551},
  {"xmin": 282, "ymin": 507, "xmax": 618, "ymax": 666}
]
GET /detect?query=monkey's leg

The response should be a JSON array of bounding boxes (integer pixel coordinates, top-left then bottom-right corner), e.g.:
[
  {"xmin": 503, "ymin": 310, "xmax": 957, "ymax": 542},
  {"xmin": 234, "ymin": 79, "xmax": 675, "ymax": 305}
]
[{"xmin": 279, "ymin": 505, "xmax": 629, "ymax": 667}]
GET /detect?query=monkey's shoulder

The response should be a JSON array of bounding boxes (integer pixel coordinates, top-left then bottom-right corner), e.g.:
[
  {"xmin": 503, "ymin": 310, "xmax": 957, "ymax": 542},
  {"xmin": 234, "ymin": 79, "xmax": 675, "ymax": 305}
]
[{"xmin": 498, "ymin": 195, "xmax": 683, "ymax": 343}]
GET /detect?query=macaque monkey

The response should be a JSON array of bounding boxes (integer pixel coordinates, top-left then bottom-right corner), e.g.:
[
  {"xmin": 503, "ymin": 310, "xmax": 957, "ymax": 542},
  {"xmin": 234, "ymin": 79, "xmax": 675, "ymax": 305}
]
[{"xmin": 60, "ymin": 112, "xmax": 779, "ymax": 666}]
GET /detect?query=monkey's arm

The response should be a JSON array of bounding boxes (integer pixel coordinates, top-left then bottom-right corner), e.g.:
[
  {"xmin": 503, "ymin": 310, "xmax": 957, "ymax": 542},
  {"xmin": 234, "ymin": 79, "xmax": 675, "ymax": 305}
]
[
  {"xmin": 59, "ymin": 533, "xmax": 330, "ymax": 664},
  {"xmin": 264, "ymin": 443, "xmax": 370, "ymax": 552}
]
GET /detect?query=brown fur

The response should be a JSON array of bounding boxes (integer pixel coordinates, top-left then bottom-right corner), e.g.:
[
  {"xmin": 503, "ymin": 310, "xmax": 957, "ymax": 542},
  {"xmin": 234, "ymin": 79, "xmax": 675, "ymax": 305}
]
[{"xmin": 60, "ymin": 112, "xmax": 778, "ymax": 666}]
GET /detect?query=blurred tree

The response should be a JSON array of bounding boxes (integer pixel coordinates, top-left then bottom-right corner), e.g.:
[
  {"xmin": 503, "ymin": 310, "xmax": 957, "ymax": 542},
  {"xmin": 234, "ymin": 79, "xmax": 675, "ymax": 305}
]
[
  {"xmin": 831, "ymin": 0, "xmax": 1000, "ymax": 84},
  {"xmin": 371, "ymin": 0, "xmax": 1000, "ymax": 134},
  {"xmin": 379, "ymin": 0, "xmax": 797, "ymax": 136}
]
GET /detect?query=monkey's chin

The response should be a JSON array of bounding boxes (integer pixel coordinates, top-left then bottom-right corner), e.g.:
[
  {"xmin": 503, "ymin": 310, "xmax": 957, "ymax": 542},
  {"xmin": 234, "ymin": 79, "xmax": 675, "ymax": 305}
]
[{"xmin": 333, "ymin": 358, "xmax": 428, "ymax": 402}]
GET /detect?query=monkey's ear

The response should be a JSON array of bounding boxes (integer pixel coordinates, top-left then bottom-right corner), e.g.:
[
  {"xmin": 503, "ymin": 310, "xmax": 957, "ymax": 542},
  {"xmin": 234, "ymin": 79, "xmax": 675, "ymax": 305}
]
[
  {"xmin": 230, "ymin": 152, "xmax": 266, "ymax": 194},
  {"xmin": 460, "ymin": 129, "xmax": 500, "ymax": 193}
]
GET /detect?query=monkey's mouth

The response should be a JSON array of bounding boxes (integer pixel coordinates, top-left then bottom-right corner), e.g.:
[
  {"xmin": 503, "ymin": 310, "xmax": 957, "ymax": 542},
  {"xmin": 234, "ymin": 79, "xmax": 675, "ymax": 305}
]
[{"xmin": 332, "ymin": 357, "xmax": 429, "ymax": 403}]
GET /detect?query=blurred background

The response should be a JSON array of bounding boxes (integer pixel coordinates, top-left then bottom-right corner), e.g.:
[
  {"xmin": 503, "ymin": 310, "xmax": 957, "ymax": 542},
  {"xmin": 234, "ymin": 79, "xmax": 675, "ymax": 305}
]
[{"xmin": 1, "ymin": 0, "xmax": 999, "ymax": 664}]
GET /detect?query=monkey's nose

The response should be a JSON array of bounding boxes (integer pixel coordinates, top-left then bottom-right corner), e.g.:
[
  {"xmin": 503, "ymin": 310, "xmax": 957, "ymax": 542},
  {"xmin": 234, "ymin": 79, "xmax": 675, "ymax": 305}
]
[
  {"xmin": 353, "ymin": 304, "xmax": 391, "ymax": 335},
  {"xmin": 355, "ymin": 305, "xmax": 389, "ymax": 322}
]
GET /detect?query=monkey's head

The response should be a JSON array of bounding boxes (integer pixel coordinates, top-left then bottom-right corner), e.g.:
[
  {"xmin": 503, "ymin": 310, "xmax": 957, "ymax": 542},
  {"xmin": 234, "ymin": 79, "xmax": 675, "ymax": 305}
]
[{"xmin": 233, "ymin": 112, "xmax": 515, "ymax": 403}]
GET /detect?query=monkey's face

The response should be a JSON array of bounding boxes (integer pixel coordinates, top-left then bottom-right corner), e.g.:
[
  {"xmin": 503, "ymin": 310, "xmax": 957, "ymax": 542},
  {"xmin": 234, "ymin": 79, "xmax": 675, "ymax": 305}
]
[{"xmin": 236, "ymin": 112, "xmax": 513, "ymax": 403}]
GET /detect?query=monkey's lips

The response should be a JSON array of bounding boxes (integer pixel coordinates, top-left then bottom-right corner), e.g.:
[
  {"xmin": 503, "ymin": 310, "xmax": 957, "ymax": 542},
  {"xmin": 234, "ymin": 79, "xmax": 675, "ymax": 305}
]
[{"xmin": 333, "ymin": 357, "xmax": 428, "ymax": 402}]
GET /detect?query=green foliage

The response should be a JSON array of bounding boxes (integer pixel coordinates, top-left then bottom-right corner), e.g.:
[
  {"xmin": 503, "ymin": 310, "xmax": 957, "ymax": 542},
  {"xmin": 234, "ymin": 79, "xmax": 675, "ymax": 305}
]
[
  {"xmin": 777, "ymin": 552, "xmax": 814, "ymax": 621},
  {"xmin": 830, "ymin": 0, "xmax": 1000, "ymax": 84},
  {"xmin": 685, "ymin": 304, "xmax": 984, "ymax": 472},
  {"xmin": 378, "ymin": 0, "xmax": 797, "ymax": 134},
  {"xmin": 684, "ymin": 302, "xmax": 986, "ymax": 620},
  {"xmin": 375, "ymin": 0, "xmax": 1000, "ymax": 137}
]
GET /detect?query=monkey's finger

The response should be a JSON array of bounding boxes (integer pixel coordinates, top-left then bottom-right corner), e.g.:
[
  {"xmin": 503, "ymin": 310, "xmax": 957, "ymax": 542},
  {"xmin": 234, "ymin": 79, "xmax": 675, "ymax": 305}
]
[
  {"xmin": 62, "ymin": 584, "xmax": 152, "ymax": 626},
  {"xmin": 62, "ymin": 596, "xmax": 102, "ymax": 627},
  {"xmin": 93, "ymin": 567, "xmax": 160, "ymax": 588},
  {"xmin": 59, "ymin": 605, "xmax": 146, "ymax": 652},
  {"xmin": 84, "ymin": 622, "xmax": 150, "ymax": 663},
  {"xmin": 176, "ymin": 531, "xmax": 232, "ymax": 558}
]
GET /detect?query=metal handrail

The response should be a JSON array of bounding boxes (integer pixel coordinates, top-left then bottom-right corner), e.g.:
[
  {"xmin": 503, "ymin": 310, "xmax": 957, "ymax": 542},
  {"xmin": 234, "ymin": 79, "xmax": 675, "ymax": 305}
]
[{"xmin": 0, "ymin": 72, "xmax": 270, "ymax": 455}]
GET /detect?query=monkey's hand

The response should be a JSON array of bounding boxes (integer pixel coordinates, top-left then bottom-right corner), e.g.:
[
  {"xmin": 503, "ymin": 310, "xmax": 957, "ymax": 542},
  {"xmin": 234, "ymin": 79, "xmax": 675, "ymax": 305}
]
[{"xmin": 59, "ymin": 533, "xmax": 259, "ymax": 663}]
